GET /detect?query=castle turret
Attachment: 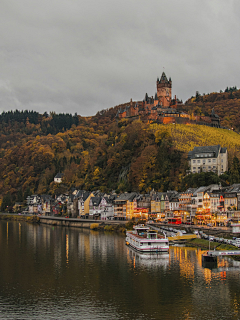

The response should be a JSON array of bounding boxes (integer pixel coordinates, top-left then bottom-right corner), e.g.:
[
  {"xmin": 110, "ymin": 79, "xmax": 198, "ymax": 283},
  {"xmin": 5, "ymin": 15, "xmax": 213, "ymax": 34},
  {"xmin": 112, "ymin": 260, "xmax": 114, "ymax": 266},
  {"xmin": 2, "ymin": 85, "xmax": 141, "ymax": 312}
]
[{"xmin": 156, "ymin": 72, "xmax": 172, "ymax": 107}]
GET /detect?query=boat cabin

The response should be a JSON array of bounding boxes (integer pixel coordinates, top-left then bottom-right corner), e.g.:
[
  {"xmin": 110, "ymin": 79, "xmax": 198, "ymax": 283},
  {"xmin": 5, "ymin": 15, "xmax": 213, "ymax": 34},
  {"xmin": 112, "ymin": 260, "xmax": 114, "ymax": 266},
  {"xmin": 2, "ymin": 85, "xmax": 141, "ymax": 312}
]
[
  {"xmin": 147, "ymin": 230, "xmax": 158, "ymax": 240},
  {"xmin": 133, "ymin": 224, "xmax": 149, "ymax": 235}
]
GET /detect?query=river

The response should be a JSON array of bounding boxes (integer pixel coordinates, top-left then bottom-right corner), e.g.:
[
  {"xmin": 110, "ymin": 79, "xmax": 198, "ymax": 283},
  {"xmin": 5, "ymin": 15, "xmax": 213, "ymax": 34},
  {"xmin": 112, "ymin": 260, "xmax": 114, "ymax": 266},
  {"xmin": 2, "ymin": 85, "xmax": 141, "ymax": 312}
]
[{"xmin": 0, "ymin": 220, "xmax": 240, "ymax": 319}]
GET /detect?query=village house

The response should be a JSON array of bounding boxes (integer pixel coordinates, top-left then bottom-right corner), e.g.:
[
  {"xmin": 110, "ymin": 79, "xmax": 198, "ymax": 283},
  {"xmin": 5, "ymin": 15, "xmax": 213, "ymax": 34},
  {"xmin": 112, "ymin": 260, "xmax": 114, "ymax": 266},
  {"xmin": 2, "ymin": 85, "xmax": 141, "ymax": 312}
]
[
  {"xmin": 77, "ymin": 191, "xmax": 92, "ymax": 218},
  {"xmin": 188, "ymin": 145, "xmax": 228, "ymax": 175},
  {"xmin": 41, "ymin": 194, "xmax": 53, "ymax": 216},
  {"xmin": 27, "ymin": 194, "xmax": 42, "ymax": 214},
  {"xmin": 114, "ymin": 192, "xmax": 137, "ymax": 220},
  {"xmin": 89, "ymin": 196, "xmax": 102, "ymax": 219},
  {"xmin": 54, "ymin": 173, "xmax": 64, "ymax": 183},
  {"xmin": 100, "ymin": 195, "xmax": 116, "ymax": 220}
]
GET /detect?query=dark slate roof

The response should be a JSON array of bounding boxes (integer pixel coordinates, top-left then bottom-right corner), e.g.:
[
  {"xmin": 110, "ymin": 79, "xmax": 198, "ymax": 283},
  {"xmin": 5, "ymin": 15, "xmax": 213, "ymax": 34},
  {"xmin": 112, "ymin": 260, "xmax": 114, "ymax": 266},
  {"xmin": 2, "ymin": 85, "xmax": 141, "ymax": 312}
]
[
  {"xmin": 183, "ymin": 188, "xmax": 197, "ymax": 194},
  {"xmin": 103, "ymin": 194, "xmax": 116, "ymax": 203},
  {"xmin": 167, "ymin": 191, "xmax": 179, "ymax": 201},
  {"xmin": 220, "ymin": 147, "xmax": 227, "ymax": 153},
  {"xmin": 91, "ymin": 197, "xmax": 102, "ymax": 206},
  {"xmin": 115, "ymin": 192, "xmax": 137, "ymax": 202},
  {"xmin": 55, "ymin": 173, "xmax": 64, "ymax": 179},
  {"xmin": 188, "ymin": 145, "xmax": 224, "ymax": 159}
]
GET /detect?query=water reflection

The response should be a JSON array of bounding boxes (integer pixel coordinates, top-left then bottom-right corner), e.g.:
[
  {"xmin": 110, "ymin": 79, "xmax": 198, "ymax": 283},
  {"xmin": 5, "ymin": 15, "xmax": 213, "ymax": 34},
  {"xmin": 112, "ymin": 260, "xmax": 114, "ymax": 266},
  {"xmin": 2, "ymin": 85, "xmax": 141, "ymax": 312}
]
[
  {"xmin": 0, "ymin": 221, "xmax": 240, "ymax": 319},
  {"xmin": 127, "ymin": 246, "xmax": 169, "ymax": 269}
]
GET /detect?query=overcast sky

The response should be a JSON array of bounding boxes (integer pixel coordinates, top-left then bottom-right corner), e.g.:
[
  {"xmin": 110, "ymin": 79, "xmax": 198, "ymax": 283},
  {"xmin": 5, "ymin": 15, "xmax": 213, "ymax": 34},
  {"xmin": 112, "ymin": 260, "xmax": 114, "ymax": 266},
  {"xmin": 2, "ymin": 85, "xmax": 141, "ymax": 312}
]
[{"xmin": 0, "ymin": 0, "xmax": 239, "ymax": 116}]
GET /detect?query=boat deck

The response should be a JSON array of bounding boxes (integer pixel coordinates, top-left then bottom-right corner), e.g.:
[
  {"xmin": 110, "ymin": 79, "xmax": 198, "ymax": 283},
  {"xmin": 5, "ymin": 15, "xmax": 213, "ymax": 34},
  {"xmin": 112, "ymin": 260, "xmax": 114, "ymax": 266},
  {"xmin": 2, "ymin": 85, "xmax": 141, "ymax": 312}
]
[{"xmin": 128, "ymin": 231, "xmax": 165, "ymax": 240}]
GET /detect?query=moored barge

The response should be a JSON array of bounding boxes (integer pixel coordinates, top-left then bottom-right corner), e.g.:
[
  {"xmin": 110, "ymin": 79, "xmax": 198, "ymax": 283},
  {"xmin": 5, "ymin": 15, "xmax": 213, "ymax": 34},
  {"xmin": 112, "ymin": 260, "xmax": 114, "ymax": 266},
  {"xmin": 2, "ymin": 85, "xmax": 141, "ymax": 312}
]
[{"xmin": 126, "ymin": 225, "xmax": 169, "ymax": 253}]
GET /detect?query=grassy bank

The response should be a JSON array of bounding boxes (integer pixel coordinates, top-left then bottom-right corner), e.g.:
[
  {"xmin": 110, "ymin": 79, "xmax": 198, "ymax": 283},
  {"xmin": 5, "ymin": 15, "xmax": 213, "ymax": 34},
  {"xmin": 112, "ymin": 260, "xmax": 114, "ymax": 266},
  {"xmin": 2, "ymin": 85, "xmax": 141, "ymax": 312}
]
[
  {"xmin": 186, "ymin": 238, "xmax": 240, "ymax": 261},
  {"xmin": 0, "ymin": 214, "xmax": 40, "ymax": 223},
  {"xmin": 186, "ymin": 238, "xmax": 237, "ymax": 250}
]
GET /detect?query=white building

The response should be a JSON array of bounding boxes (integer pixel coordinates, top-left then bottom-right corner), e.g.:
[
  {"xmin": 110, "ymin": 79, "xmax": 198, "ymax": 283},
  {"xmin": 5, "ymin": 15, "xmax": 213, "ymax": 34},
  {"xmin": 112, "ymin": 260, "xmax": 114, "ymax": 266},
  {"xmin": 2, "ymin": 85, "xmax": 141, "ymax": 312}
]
[
  {"xmin": 54, "ymin": 173, "xmax": 64, "ymax": 183},
  {"xmin": 188, "ymin": 145, "xmax": 228, "ymax": 175}
]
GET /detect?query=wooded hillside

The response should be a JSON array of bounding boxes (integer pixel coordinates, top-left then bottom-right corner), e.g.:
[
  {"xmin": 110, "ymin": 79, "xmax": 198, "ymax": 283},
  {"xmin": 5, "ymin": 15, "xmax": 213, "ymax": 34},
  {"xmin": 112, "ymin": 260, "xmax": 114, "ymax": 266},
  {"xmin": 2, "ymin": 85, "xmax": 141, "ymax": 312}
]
[
  {"xmin": 183, "ymin": 87, "xmax": 240, "ymax": 130},
  {"xmin": 1, "ymin": 86, "xmax": 240, "ymax": 207}
]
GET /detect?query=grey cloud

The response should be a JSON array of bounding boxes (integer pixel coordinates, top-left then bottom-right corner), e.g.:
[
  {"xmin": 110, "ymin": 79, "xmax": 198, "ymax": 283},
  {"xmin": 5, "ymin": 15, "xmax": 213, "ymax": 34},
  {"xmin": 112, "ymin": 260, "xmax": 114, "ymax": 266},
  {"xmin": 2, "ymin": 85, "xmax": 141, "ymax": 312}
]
[{"xmin": 0, "ymin": 0, "xmax": 240, "ymax": 116}]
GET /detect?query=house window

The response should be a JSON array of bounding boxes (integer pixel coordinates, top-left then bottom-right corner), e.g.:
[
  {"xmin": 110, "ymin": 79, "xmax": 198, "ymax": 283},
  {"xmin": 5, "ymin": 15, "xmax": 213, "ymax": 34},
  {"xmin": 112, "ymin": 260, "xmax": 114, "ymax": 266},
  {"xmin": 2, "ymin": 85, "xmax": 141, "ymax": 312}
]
[
  {"xmin": 193, "ymin": 160, "xmax": 196, "ymax": 164},
  {"xmin": 208, "ymin": 159, "xmax": 211, "ymax": 163},
  {"xmin": 197, "ymin": 160, "xmax": 200, "ymax": 163},
  {"xmin": 193, "ymin": 167, "xmax": 196, "ymax": 170},
  {"xmin": 213, "ymin": 159, "xmax": 216, "ymax": 163}
]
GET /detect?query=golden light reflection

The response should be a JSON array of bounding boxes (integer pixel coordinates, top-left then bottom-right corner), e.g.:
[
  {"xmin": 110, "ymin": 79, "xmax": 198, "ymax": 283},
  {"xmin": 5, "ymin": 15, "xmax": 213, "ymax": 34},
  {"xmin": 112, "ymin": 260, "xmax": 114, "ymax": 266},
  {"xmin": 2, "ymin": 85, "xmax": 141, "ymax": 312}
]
[
  {"xmin": 218, "ymin": 259, "xmax": 230, "ymax": 268},
  {"xmin": 233, "ymin": 296, "xmax": 240, "ymax": 318},
  {"xmin": 204, "ymin": 268, "xmax": 212, "ymax": 284},
  {"xmin": 6, "ymin": 222, "xmax": 8, "ymax": 245},
  {"xmin": 220, "ymin": 271, "xmax": 226, "ymax": 281},
  {"xmin": 66, "ymin": 234, "xmax": 69, "ymax": 264},
  {"xmin": 19, "ymin": 223, "xmax": 21, "ymax": 244},
  {"xmin": 171, "ymin": 246, "xmax": 196, "ymax": 280}
]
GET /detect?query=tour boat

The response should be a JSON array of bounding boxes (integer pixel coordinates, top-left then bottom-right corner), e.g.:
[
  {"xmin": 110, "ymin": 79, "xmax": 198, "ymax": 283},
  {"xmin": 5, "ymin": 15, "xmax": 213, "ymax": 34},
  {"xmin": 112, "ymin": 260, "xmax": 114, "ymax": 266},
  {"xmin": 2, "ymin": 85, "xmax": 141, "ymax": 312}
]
[{"xmin": 126, "ymin": 224, "xmax": 169, "ymax": 253}]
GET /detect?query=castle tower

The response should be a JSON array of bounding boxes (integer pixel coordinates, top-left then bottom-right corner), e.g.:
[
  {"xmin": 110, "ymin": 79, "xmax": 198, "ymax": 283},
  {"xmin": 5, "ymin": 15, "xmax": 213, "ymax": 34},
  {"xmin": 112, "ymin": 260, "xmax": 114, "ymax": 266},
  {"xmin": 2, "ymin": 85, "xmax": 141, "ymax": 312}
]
[{"xmin": 156, "ymin": 72, "xmax": 172, "ymax": 107}]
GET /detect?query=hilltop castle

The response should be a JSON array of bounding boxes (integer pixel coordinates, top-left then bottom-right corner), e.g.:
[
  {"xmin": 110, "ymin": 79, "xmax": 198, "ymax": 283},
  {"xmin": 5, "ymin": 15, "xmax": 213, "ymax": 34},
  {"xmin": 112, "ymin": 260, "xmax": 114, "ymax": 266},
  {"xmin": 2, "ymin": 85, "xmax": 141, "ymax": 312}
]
[{"xmin": 116, "ymin": 72, "xmax": 220, "ymax": 127}]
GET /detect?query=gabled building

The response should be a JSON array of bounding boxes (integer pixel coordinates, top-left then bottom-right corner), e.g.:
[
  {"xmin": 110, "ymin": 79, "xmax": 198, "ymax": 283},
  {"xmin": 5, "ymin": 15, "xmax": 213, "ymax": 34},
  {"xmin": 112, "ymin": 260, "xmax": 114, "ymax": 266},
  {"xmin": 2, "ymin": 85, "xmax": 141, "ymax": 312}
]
[
  {"xmin": 54, "ymin": 173, "xmax": 64, "ymax": 183},
  {"xmin": 41, "ymin": 194, "xmax": 53, "ymax": 216},
  {"xmin": 100, "ymin": 195, "xmax": 116, "ymax": 220},
  {"xmin": 27, "ymin": 194, "xmax": 41, "ymax": 214},
  {"xmin": 77, "ymin": 191, "xmax": 93, "ymax": 218},
  {"xmin": 89, "ymin": 196, "xmax": 102, "ymax": 219},
  {"xmin": 114, "ymin": 192, "xmax": 137, "ymax": 220},
  {"xmin": 188, "ymin": 145, "xmax": 228, "ymax": 175}
]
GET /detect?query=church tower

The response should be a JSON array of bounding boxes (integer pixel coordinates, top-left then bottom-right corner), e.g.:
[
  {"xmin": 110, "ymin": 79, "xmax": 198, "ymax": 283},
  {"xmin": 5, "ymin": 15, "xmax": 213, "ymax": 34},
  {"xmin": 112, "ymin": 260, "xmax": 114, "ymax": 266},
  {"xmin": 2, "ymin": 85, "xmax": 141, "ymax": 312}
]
[{"xmin": 156, "ymin": 72, "xmax": 172, "ymax": 107}]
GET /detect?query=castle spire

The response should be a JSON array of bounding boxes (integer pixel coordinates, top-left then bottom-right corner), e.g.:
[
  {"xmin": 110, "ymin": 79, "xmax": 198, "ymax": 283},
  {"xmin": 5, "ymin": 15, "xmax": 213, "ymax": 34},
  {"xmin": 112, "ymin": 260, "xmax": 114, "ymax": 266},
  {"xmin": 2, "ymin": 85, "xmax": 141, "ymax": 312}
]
[{"xmin": 159, "ymin": 72, "xmax": 168, "ymax": 83}]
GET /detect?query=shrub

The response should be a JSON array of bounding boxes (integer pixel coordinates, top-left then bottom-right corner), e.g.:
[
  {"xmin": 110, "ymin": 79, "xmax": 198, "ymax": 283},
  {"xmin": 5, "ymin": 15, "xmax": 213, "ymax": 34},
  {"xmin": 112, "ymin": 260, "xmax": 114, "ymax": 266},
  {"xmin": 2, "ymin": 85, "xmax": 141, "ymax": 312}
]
[{"xmin": 90, "ymin": 223, "xmax": 100, "ymax": 230}]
